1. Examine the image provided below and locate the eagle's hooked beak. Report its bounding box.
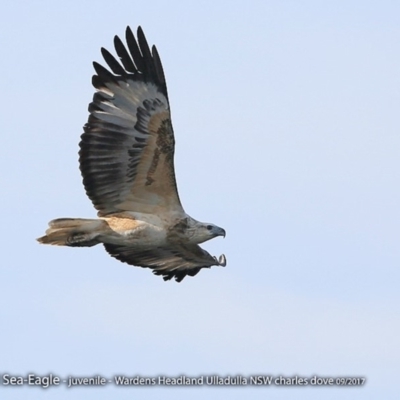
[217,227,226,238]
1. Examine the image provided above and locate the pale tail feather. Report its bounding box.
[37,218,104,247]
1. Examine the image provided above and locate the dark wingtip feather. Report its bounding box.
[92,74,102,89]
[114,35,137,73]
[136,26,152,59]
[136,26,155,77]
[152,45,166,86]
[174,272,186,282]
[126,25,135,39]
[125,26,145,73]
[101,47,126,75]
[93,61,118,84]
[137,26,145,40]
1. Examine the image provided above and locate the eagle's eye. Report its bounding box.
[206,225,213,231]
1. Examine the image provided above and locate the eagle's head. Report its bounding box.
[187,219,226,244]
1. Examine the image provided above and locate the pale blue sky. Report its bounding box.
[1,0,399,399]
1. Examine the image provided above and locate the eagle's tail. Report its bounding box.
[37,218,105,247]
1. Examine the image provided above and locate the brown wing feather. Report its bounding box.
[79,26,183,216]
[103,243,219,282]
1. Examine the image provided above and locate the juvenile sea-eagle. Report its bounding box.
[37,26,226,282]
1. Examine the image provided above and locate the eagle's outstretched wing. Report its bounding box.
[103,242,226,282]
[79,26,183,216]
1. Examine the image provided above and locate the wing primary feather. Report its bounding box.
[137,26,155,79]
[125,26,145,73]
[91,75,112,92]
[92,61,119,84]
[100,47,126,76]
[152,45,166,87]
[114,35,137,73]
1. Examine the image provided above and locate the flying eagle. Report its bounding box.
[37,26,226,282]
